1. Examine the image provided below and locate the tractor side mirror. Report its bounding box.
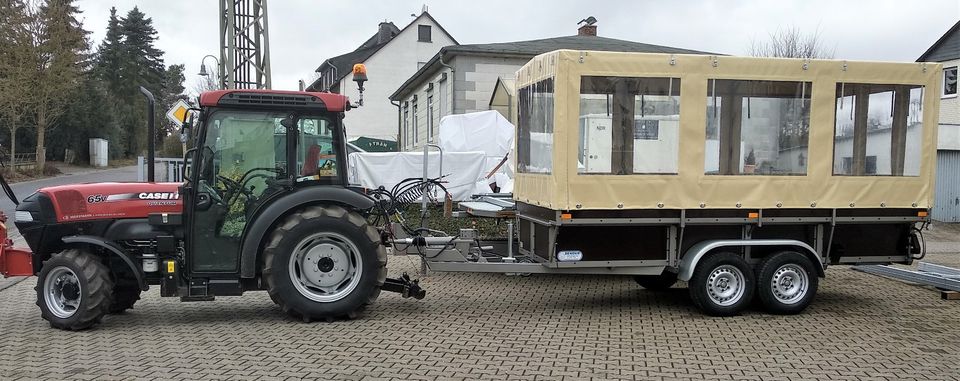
[180,113,194,144]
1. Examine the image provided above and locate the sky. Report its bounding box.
[74,0,959,92]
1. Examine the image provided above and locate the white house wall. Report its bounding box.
[452,55,529,114]
[938,58,960,150]
[337,15,456,142]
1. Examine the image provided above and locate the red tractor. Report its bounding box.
[1,65,423,330]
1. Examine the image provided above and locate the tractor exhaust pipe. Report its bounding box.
[139,86,156,182]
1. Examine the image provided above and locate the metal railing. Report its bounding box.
[137,156,189,182]
[0,152,37,168]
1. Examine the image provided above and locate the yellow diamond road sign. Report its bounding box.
[165,99,191,127]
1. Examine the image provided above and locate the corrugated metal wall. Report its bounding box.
[934,150,960,222]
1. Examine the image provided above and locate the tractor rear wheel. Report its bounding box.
[36,249,113,330]
[108,284,141,314]
[262,205,387,322]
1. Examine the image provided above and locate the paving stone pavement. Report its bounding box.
[1,253,959,380]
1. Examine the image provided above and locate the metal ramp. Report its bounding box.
[853,262,960,292]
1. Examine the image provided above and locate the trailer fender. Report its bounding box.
[239,186,376,278]
[677,239,824,282]
[62,235,148,291]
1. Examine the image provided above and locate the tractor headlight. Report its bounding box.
[14,211,33,222]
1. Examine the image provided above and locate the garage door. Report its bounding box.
[934,150,960,222]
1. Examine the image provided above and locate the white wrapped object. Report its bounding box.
[348,151,487,201]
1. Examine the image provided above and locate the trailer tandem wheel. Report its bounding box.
[633,271,679,290]
[262,205,387,322]
[755,251,818,314]
[688,252,755,316]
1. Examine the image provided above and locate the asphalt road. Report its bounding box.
[2,165,140,240]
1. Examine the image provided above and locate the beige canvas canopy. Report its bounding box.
[512,50,941,211]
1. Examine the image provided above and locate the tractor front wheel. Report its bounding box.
[262,205,387,322]
[36,249,114,330]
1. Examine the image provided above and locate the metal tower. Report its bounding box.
[219,0,272,89]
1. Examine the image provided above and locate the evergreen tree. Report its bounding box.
[117,6,165,157]
[94,7,123,95]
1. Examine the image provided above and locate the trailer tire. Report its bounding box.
[35,249,114,330]
[262,205,386,322]
[688,252,754,316]
[756,251,818,315]
[633,271,678,290]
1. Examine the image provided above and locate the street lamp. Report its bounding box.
[198,54,222,89]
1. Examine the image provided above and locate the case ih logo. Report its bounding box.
[138,192,180,200]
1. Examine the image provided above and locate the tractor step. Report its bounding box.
[180,295,216,302]
[381,273,426,299]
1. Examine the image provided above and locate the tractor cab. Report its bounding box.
[183,89,353,276]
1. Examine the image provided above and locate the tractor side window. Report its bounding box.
[295,116,338,180]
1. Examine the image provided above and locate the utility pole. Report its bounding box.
[219,0,272,89]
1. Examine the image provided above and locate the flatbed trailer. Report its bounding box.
[392,50,941,316]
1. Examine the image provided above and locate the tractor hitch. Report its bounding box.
[381,273,426,299]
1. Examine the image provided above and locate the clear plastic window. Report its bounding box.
[517,78,554,174]
[705,80,811,175]
[833,83,924,176]
[578,76,680,174]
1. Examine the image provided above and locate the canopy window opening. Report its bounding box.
[578,76,681,175]
[833,83,924,176]
[705,80,811,176]
[517,78,555,174]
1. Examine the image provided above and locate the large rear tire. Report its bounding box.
[35,249,113,330]
[108,284,141,314]
[688,252,755,317]
[262,205,386,322]
[755,251,818,315]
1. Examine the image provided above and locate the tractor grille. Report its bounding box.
[217,92,325,109]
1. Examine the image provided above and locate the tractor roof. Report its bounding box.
[199,89,350,112]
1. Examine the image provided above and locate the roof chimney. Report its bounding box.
[377,21,393,44]
[577,16,598,36]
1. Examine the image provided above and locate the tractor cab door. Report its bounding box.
[186,109,341,274]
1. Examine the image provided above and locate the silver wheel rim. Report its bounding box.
[706,265,746,307]
[288,232,362,303]
[770,264,808,305]
[44,266,81,319]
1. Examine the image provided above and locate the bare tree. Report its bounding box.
[0,0,34,169]
[27,0,89,171]
[749,26,835,59]
[191,64,219,97]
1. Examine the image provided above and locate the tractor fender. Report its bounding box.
[239,186,375,278]
[62,235,149,291]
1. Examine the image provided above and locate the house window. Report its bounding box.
[833,83,924,176]
[418,25,431,42]
[705,79,811,176]
[578,76,680,175]
[427,94,434,142]
[945,66,958,98]
[439,77,447,117]
[403,102,410,149]
[413,100,419,146]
